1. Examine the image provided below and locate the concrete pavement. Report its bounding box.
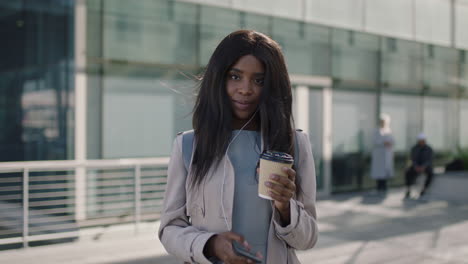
[1,188,467,264]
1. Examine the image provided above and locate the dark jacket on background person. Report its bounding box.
[410,144,433,168]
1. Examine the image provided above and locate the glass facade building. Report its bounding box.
[0,1,75,162]
[1,0,468,194]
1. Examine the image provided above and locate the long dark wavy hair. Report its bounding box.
[191,30,295,188]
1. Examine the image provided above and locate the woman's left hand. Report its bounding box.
[265,167,296,225]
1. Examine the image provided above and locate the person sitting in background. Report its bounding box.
[404,133,434,199]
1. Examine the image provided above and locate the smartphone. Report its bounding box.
[232,241,262,263]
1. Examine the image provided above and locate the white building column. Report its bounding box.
[295,85,310,134]
[74,0,87,222]
[322,86,332,196]
[291,74,333,196]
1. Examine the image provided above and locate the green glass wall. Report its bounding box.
[271,18,331,76]
[331,90,377,192]
[381,39,423,91]
[86,0,198,158]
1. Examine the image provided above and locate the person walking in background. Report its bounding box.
[370,113,395,195]
[158,30,318,264]
[404,133,434,199]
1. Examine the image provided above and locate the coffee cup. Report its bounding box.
[258,151,294,200]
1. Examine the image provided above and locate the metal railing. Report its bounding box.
[0,157,170,248]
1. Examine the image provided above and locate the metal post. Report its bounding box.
[420,43,426,133]
[22,169,29,248]
[376,37,383,123]
[75,0,87,222]
[421,94,426,133]
[454,98,461,149]
[134,165,141,234]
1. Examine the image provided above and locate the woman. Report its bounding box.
[158,30,318,264]
[370,113,395,194]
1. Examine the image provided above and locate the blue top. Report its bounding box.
[228,130,272,263]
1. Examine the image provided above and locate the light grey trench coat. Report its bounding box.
[370,129,395,180]
[158,131,319,264]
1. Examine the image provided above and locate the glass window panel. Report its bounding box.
[381,94,423,152]
[365,0,412,39]
[0,0,74,162]
[332,90,376,192]
[414,0,451,45]
[87,0,100,10]
[86,71,103,159]
[174,2,199,24]
[423,61,458,91]
[423,97,458,151]
[199,6,240,65]
[462,62,468,93]
[460,99,468,148]
[332,91,376,154]
[272,18,331,76]
[103,82,174,158]
[173,2,200,65]
[103,0,171,21]
[423,45,459,91]
[102,1,198,65]
[12,0,73,14]
[86,1,102,59]
[99,65,195,158]
[0,1,22,10]
[432,45,460,62]
[243,12,270,34]
[332,29,379,82]
[381,39,423,89]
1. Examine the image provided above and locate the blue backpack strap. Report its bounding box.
[182,130,195,172]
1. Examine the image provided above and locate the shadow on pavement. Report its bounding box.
[318,190,468,243]
[321,192,468,245]
[360,193,386,205]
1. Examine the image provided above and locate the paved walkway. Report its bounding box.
[1,188,467,264]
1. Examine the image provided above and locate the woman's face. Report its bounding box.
[226,55,264,128]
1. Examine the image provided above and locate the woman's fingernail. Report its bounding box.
[270,174,277,180]
[282,167,288,172]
